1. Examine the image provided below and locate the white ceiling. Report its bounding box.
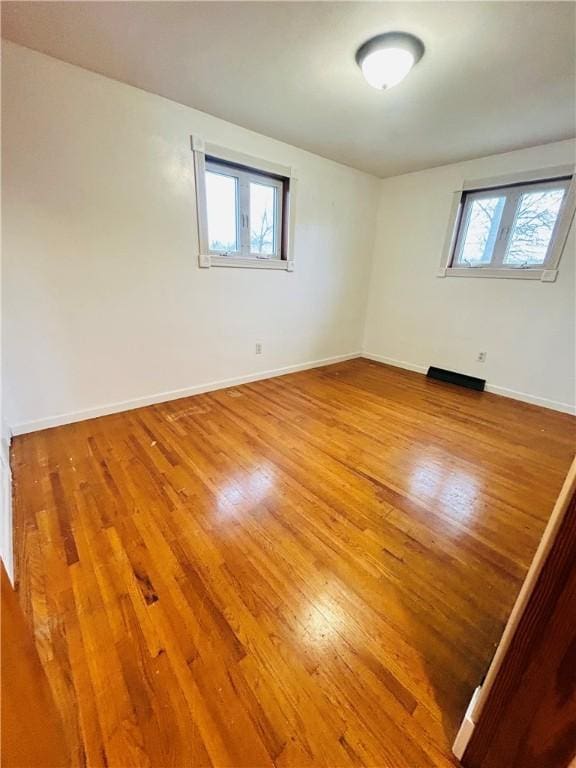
[2,1,575,178]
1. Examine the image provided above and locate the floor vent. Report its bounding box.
[427,366,486,392]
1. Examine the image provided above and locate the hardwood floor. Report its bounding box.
[11,359,576,767]
[1,561,69,768]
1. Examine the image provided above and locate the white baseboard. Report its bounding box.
[363,352,576,415]
[362,353,427,375]
[10,352,361,436]
[452,685,482,760]
[484,383,576,415]
[11,349,575,435]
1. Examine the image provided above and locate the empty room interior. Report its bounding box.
[1,2,576,767]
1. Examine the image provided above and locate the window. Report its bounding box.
[440,168,575,281]
[205,159,284,259]
[192,137,295,270]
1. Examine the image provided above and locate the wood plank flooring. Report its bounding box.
[11,359,576,767]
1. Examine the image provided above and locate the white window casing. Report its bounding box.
[438,164,576,281]
[192,136,297,271]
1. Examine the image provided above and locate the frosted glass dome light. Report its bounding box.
[356,32,424,90]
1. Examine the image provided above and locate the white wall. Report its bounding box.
[2,42,379,433]
[363,140,576,413]
[0,83,13,578]
[3,42,575,441]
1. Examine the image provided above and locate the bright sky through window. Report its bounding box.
[206,171,238,252]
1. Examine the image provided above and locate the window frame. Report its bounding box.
[438,165,576,282]
[192,136,296,271]
[205,158,284,260]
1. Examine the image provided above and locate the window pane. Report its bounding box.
[457,196,506,265]
[504,189,565,266]
[250,183,276,255]
[206,171,238,252]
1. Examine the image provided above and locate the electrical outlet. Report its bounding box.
[477,351,487,363]
[255,343,263,355]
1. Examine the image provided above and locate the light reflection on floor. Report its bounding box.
[216,466,277,514]
[408,458,480,523]
[299,593,346,649]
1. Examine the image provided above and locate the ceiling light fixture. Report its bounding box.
[356,32,425,90]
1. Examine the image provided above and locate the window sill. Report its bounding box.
[199,254,294,271]
[438,267,558,282]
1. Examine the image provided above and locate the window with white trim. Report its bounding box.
[440,169,575,281]
[205,158,284,259]
[192,138,295,270]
